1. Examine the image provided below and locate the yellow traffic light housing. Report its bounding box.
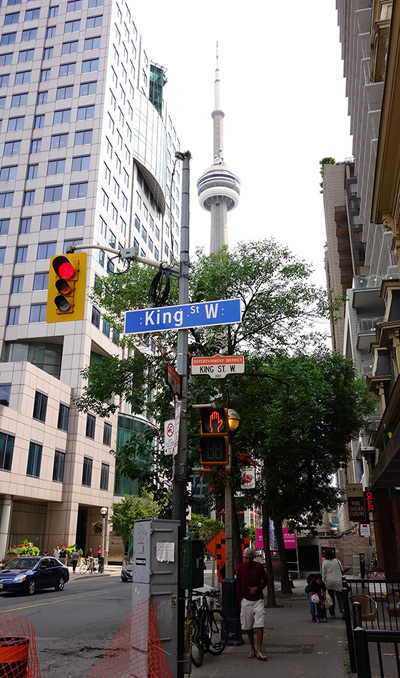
[46,252,87,323]
[199,407,229,466]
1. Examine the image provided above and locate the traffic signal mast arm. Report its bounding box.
[65,243,180,278]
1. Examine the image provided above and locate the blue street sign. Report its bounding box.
[125,298,241,334]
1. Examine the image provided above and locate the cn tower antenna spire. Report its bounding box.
[197,43,241,253]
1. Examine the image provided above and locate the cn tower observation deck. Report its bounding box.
[197,45,240,254]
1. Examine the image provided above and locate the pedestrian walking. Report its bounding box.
[53,546,60,559]
[236,547,268,661]
[71,549,79,573]
[321,548,344,617]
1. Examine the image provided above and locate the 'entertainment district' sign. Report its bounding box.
[125,299,241,334]
[191,354,245,379]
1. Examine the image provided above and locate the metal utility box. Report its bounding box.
[132,519,180,678]
[179,539,205,589]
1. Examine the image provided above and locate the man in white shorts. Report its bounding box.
[236,547,268,661]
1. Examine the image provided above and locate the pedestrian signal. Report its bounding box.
[46,252,87,323]
[200,407,229,465]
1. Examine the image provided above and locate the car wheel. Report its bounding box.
[55,577,65,591]
[27,580,36,596]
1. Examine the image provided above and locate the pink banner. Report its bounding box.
[283,527,296,548]
[255,528,263,549]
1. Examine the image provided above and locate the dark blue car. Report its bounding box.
[0,556,69,595]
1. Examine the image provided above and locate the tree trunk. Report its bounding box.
[262,509,279,607]
[274,517,292,594]
[231,492,243,572]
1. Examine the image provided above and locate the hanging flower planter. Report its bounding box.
[92,521,102,535]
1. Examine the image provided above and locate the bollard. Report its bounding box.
[0,637,29,678]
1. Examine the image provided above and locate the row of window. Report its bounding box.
[2,13,103,31]
[0,156,90,184]
[1,105,96,132]
[0,59,99,88]
[0,237,84,268]
[0,430,109,489]
[4,129,94,157]
[0,209,87,237]
[0,81,97,113]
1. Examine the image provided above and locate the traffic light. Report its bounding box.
[199,407,229,466]
[46,252,87,323]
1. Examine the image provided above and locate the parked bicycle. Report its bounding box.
[79,557,97,574]
[185,589,227,667]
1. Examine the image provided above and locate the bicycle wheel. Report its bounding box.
[207,609,227,656]
[190,620,205,667]
[79,562,88,574]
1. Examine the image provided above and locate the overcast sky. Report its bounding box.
[133,1,352,287]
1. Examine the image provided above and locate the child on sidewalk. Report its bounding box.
[310,573,327,622]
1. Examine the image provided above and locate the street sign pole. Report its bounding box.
[172,150,191,678]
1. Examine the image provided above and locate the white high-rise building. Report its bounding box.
[0,0,181,560]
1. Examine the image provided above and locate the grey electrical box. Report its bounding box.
[131,519,180,678]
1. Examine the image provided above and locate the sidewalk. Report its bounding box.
[191,580,349,678]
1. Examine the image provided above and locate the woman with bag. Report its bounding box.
[321,548,344,618]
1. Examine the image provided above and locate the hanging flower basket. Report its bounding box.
[92,521,102,535]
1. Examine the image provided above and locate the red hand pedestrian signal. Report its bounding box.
[200,408,229,465]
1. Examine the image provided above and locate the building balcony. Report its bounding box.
[335,206,347,223]
[352,275,385,314]
[357,317,383,351]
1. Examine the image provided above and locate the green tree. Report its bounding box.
[111,489,163,550]
[189,514,224,547]
[215,350,376,595]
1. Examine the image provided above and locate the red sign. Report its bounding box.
[365,491,374,512]
[205,530,249,583]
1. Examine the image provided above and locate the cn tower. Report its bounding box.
[197,44,241,253]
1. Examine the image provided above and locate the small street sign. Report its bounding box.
[164,401,181,456]
[124,298,241,334]
[165,363,181,397]
[191,354,245,379]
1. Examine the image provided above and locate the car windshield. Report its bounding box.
[4,558,38,570]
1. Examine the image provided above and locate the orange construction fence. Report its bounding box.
[88,597,172,678]
[0,611,41,678]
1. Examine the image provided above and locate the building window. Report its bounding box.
[74,130,92,145]
[103,422,112,446]
[91,306,100,328]
[0,191,13,207]
[29,303,46,322]
[89,0,103,6]
[64,19,80,33]
[86,413,95,439]
[0,96,6,109]
[64,237,82,252]
[0,218,9,234]
[68,182,87,199]
[4,140,21,156]
[82,456,92,486]
[0,247,4,263]
[67,0,82,11]
[0,384,11,407]
[56,85,73,100]
[41,213,59,230]
[21,28,36,41]
[53,109,71,124]
[30,139,41,153]
[19,217,31,234]
[100,462,109,490]
[86,15,102,29]
[27,442,42,478]
[40,68,51,82]
[0,166,17,181]
[57,403,70,431]
[19,48,34,62]
[15,246,27,263]
[84,36,100,50]
[43,47,53,59]
[33,390,47,421]
[59,62,76,77]
[44,185,62,201]
[0,431,14,471]
[62,40,78,55]
[37,241,56,259]
[7,117,24,131]
[79,80,96,96]
[23,189,35,206]
[33,272,48,290]
[4,12,20,24]
[25,7,40,20]
[50,134,68,149]
[72,155,90,172]
[52,450,65,482]
[11,275,23,294]
[37,91,48,105]
[0,74,10,88]
[26,163,38,179]
[6,306,19,325]
[77,105,95,120]
[82,58,99,73]
[46,26,56,38]
[66,209,85,227]
[15,71,31,85]
[11,93,28,107]
[47,159,66,175]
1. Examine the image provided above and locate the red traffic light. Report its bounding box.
[52,256,76,280]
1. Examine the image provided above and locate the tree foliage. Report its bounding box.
[111,490,164,547]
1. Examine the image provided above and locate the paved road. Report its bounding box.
[0,570,131,677]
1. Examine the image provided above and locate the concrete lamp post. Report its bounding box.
[100,507,108,565]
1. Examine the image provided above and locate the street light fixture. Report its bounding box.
[100,507,108,567]
[228,408,241,433]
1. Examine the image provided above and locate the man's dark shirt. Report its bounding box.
[236,561,268,602]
